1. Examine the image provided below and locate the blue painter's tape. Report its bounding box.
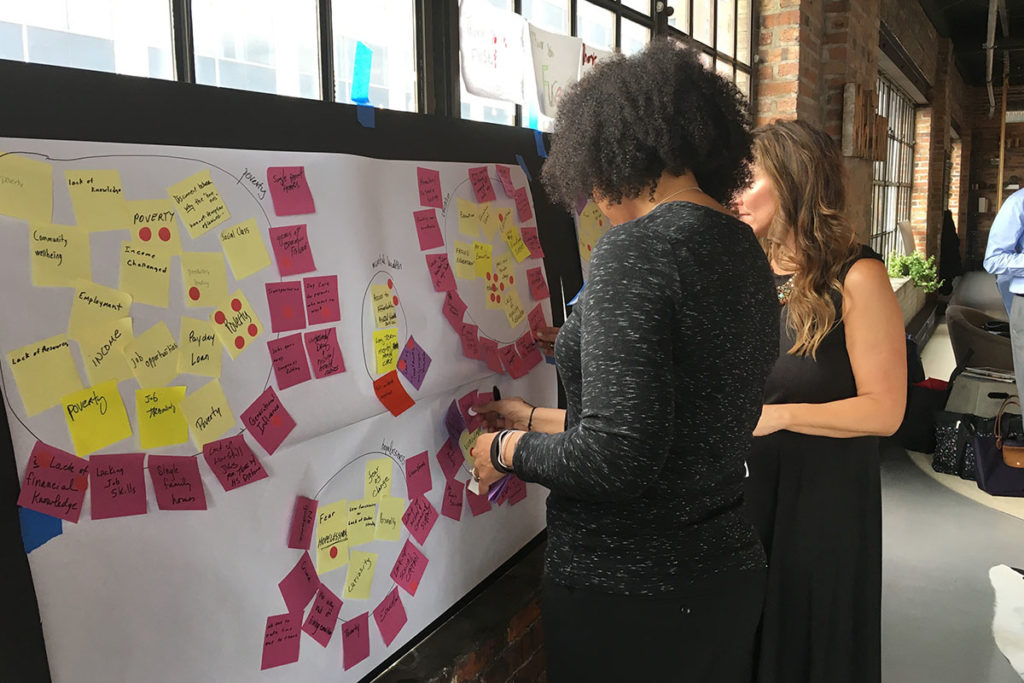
[351,41,373,104]
[567,282,585,306]
[534,129,548,158]
[19,507,62,553]
[545,355,556,365]
[515,154,532,182]
[357,104,376,128]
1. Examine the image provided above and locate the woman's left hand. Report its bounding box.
[753,404,788,437]
[469,431,505,495]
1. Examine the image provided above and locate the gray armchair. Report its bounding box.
[945,304,1013,371]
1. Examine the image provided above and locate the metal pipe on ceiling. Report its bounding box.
[986,0,1009,117]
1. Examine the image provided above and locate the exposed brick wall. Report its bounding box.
[949,138,963,229]
[756,0,805,125]
[879,0,938,87]
[911,108,932,253]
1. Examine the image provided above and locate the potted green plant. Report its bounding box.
[887,251,944,293]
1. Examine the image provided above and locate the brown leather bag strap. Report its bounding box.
[996,396,1020,448]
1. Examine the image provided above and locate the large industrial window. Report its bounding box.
[871,73,916,260]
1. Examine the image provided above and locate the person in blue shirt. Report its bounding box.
[983,188,1024,389]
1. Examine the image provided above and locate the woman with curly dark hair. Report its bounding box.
[469,40,779,681]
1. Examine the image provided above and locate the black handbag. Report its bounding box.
[973,397,1024,497]
[932,411,978,479]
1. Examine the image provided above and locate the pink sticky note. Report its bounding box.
[513,186,533,223]
[278,551,320,613]
[342,612,371,670]
[302,584,342,647]
[17,441,89,523]
[413,209,445,251]
[242,387,296,455]
[373,587,408,647]
[268,333,312,390]
[267,166,316,216]
[303,327,346,379]
[465,480,492,516]
[148,455,207,511]
[520,226,544,258]
[261,612,302,670]
[442,290,467,331]
[203,434,268,491]
[374,370,416,416]
[498,344,522,376]
[397,335,431,391]
[391,539,429,596]
[425,253,457,292]
[405,451,432,499]
[401,495,439,546]
[516,331,544,371]
[303,275,340,324]
[478,337,504,375]
[436,438,462,479]
[441,477,464,521]
[268,224,317,276]
[416,167,443,208]
[468,166,497,203]
[288,496,318,549]
[526,267,549,301]
[527,304,547,332]
[89,452,145,520]
[507,476,528,505]
[495,165,516,197]
[459,323,481,360]
[457,390,479,423]
[266,281,307,333]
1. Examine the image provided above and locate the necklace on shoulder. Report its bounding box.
[652,185,702,210]
[776,275,795,305]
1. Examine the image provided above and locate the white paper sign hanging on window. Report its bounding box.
[528,24,583,118]
[459,0,529,105]
[580,43,615,78]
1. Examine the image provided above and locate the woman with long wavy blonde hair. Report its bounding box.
[734,119,906,683]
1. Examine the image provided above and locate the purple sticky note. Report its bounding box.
[496,165,516,198]
[520,226,544,258]
[526,267,549,301]
[268,333,312,390]
[513,186,533,223]
[302,583,342,648]
[478,337,504,375]
[303,275,340,324]
[391,539,429,596]
[416,167,443,208]
[148,455,206,511]
[442,290,467,331]
[17,441,89,523]
[468,166,497,203]
[266,281,307,333]
[397,335,431,390]
[203,434,268,492]
[267,166,316,216]
[488,475,510,503]
[401,495,439,546]
[268,224,316,276]
[342,612,370,670]
[465,480,492,516]
[303,327,346,379]
[373,587,408,647]
[425,253,457,292]
[457,390,478,423]
[441,477,463,521]
[405,451,432,499]
[459,323,481,360]
[413,209,445,251]
[261,612,302,670]
[278,551,320,613]
[90,452,146,520]
[242,387,296,455]
[516,331,544,371]
[527,304,547,332]
[444,400,466,443]
[575,195,588,215]
[436,438,462,479]
[288,496,318,549]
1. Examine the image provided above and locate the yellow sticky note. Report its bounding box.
[123,321,180,388]
[459,427,483,465]
[119,241,171,307]
[364,457,393,500]
[61,379,132,456]
[65,169,129,230]
[180,251,228,308]
[494,253,514,285]
[179,379,235,448]
[375,496,406,542]
[484,276,502,310]
[473,241,492,278]
[457,198,478,238]
[371,284,397,328]
[578,201,611,261]
[219,218,271,280]
[503,286,526,328]
[127,199,183,254]
[29,223,91,288]
[347,499,378,547]
[177,316,221,378]
[453,240,476,279]
[67,280,133,341]
[0,152,52,223]
[7,334,83,416]
[373,328,399,375]
[502,221,531,262]
[316,499,350,575]
[344,550,378,600]
[136,386,189,449]
[76,317,134,385]
[477,203,498,240]
[210,290,263,360]
[167,169,230,239]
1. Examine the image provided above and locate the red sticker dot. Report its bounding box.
[490,293,495,302]
[509,275,515,285]
[248,324,258,337]
[407,339,414,349]
[587,244,592,252]
[498,213,505,223]
[283,257,291,268]
[387,279,393,289]
[284,306,292,318]
[392,296,399,306]
[496,295,501,303]
[486,272,492,281]
[72,476,88,492]
[411,581,419,592]
[231,298,242,312]
[499,282,505,291]
[398,360,406,370]
[189,287,201,301]
[35,451,53,468]
[599,220,604,227]
[214,311,226,325]
[321,307,332,319]
[271,415,282,427]
[138,227,152,241]
[234,336,245,349]
[329,546,338,559]
[158,227,171,242]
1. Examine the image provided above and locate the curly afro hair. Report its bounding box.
[541,39,753,210]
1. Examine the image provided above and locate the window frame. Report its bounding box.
[870,72,917,261]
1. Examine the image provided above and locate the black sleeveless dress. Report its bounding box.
[744,246,882,683]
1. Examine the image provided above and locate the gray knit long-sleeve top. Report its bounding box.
[515,201,779,596]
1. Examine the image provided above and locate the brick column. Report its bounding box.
[756,0,805,125]
[911,108,932,253]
